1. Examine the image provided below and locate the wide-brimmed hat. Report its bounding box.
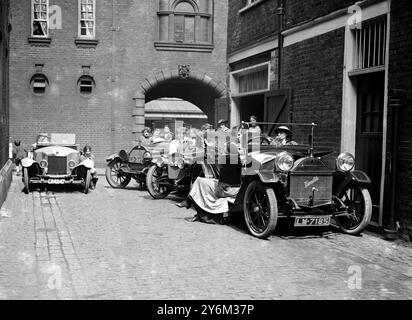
[274,126,292,135]
[217,119,228,126]
[142,127,152,133]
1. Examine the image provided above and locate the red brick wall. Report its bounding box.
[9,0,228,166]
[0,0,10,169]
[387,0,412,229]
[227,0,279,55]
[281,28,345,154]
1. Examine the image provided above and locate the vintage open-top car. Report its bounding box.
[21,133,94,194]
[105,141,172,189]
[219,122,373,239]
[146,140,217,199]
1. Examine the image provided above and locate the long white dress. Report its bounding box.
[189,177,240,215]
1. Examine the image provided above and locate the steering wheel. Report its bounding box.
[248,136,271,145]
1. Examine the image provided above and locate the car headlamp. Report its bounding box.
[40,160,48,169]
[144,152,152,159]
[275,151,294,172]
[155,157,165,167]
[68,160,76,168]
[336,152,355,172]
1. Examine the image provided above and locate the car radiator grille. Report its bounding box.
[48,156,67,175]
[129,149,145,164]
[289,173,332,206]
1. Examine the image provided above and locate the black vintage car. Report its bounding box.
[146,141,218,199]
[21,133,94,194]
[105,141,170,189]
[221,122,372,239]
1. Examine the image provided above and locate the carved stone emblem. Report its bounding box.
[178,64,190,79]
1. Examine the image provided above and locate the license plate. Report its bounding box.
[294,215,331,227]
[48,179,66,184]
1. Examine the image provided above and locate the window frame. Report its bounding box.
[30,73,49,96]
[31,0,49,38]
[230,62,271,97]
[78,0,96,39]
[239,0,268,14]
[155,0,214,52]
[78,75,95,97]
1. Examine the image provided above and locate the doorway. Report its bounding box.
[355,72,385,224]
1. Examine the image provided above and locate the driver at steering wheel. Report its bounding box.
[271,126,298,146]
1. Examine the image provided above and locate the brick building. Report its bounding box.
[227,0,412,234]
[0,0,12,209]
[9,0,228,166]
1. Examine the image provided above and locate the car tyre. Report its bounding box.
[84,169,91,194]
[146,165,171,199]
[23,167,29,194]
[335,186,372,235]
[105,159,131,188]
[243,180,278,239]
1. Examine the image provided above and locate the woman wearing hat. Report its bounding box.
[217,119,230,132]
[271,126,298,146]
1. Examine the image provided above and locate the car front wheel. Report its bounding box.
[23,167,29,194]
[84,169,91,194]
[243,180,278,239]
[146,165,171,199]
[335,186,372,235]
[105,159,131,188]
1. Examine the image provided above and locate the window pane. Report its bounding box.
[185,16,195,43]
[199,16,209,42]
[175,15,184,42]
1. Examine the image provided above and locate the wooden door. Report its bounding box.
[355,72,384,224]
[264,89,291,134]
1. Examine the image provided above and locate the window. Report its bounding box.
[156,0,213,51]
[351,17,387,72]
[31,74,49,95]
[230,62,270,97]
[79,0,95,38]
[31,0,49,37]
[78,75,95,95]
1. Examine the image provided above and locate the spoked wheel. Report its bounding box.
[335,186,372,235]
[105,159,131,188]
[243,180,278,239]
[23,167,30,194]
[84,169,91,194]
[146,165,171,199]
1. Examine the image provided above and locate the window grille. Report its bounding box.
[353,18,386,70]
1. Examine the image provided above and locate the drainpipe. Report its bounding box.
[385,89,406,239]
[276,0,285,89]
[110,0,116,153]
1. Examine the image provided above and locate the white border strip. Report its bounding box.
[228,38,278,64]
[283,1,389,47]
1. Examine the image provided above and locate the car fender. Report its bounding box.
[257,171,280,184]
[21,158,36,168]
[72,159,94,176]
[333,170,371,196]
[106,152,119,162]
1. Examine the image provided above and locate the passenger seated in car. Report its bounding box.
[271,126,298,146]
[138,127,153,146]
[185,140,242,224]
[80,145,98,190]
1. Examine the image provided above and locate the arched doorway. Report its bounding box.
[133,68,227,140]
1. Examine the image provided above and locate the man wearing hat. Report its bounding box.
[272,126,298,146]
[217,119,230,132]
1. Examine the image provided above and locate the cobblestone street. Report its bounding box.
[0,173,411,300]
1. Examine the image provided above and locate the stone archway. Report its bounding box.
[132,68,227,140]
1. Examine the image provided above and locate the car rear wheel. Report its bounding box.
[23,167,29,194]
[105,159,131,188]
[335,186,372,235]
[84,169,91,194]
[146,165,171,199]
[243,180,278,239]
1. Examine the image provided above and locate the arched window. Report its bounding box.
[78,75,95,95]
[156,0,213,51]
[30,74,49,95]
